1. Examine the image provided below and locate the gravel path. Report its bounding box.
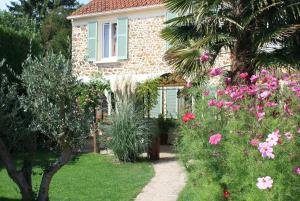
[135,146,187,201]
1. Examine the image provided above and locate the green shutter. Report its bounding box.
[117,18,128,60]
[150,89,163,118]
[88,22,97,61]
[166,87,178,118]
[165,12,177,49]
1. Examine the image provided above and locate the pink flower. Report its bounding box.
[186,82,192,88]
[250,75,259,83]
[256,176,273,190]
[247,85,258,95]
[216,101,224,109]
[265,102,278,107]
[298,128,300,134]
[216,89,224,97]
[285,132,293,141]
[256,104,264,112]
[225,101,234,107]
[199,52,209,62]
[268,78,279,90]
[209,133,222,145]
[293,167,300,175]
[256,111,265,121]
[182,116,190,123]
[260,69,269,75]
[202,90,210,96]
[208,99,217,106]
[239,72,249,79]
[209,67,223,77]
[273,129,280,137]
[230,105,241,111]
[250,138,260,147]
[258,142,274,159]
[259,91,271,99]
[284,103,293,116]
[287,82,297,87]
[224,77,231,85]
[182,112,196,123]
[266,132,279,146]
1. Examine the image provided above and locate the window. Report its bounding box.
[103,22,117,59]
[147,87,183,119]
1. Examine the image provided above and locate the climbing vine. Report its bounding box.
[136,78,161,117]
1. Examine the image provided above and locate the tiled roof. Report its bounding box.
[71,0,163,17]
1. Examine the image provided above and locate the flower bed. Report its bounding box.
[177,69,300,200]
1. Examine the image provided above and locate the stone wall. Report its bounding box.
[71,14,232,79]
[72,15,171,78]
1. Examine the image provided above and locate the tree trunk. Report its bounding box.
[0,138,33,201]
[231,36,256,84]
[37,147,73,201]
[93,123,99,153]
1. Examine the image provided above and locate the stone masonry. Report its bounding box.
[71,13,232,79]
[72,15,171,78]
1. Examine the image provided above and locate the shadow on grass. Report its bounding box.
[0,197,20,201]
[0,151,85,171]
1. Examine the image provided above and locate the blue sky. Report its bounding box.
[0,0,90,11]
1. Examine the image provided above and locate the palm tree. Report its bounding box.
[162,0,300,82]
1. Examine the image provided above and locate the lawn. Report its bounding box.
[0,153,154,201]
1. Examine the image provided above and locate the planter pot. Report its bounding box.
[148,136,160,161]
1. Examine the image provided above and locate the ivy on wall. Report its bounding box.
[136,78,161,117]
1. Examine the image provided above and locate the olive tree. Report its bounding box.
[0,53,91,201]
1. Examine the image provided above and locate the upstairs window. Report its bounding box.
[103,22,118,59]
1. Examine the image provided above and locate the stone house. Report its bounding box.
[68,0,231,118]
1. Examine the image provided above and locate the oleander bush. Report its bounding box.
[177,69,300,201]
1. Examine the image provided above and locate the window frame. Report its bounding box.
[102,21,118,61]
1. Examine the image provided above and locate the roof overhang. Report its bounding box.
[67,4,165,20]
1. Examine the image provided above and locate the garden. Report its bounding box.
[0,153,153,201]
[1,0,300,201]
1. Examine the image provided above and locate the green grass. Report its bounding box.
[0,153,154,201]
[177,182,200,201]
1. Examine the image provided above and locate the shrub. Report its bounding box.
[104,102,152,162]
[0,27,41,82]
[177,70,300,200]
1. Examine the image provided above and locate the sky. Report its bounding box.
[0,0,90,11]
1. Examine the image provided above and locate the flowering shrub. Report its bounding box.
[177,70,300,201]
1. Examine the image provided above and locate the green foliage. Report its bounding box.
[0,62,31,151]
[136,78,161,115]
[0,153,154,201]
[20,52,90,149]
[157,114,177,133]
[0,12,41,82]
[8,0,79,21]
[177,81,300,201]
[104,102,152,162]
[0,11,36,32]
[162,0,300,77]
[41,7,73,59]
[76,78,109,114]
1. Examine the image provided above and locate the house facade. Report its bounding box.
[68,0,231,118]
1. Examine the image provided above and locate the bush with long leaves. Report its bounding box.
[105,102,152,162]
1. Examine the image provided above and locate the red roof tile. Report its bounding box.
[71,0,163,17]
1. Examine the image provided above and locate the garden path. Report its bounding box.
[135,146,187,201]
